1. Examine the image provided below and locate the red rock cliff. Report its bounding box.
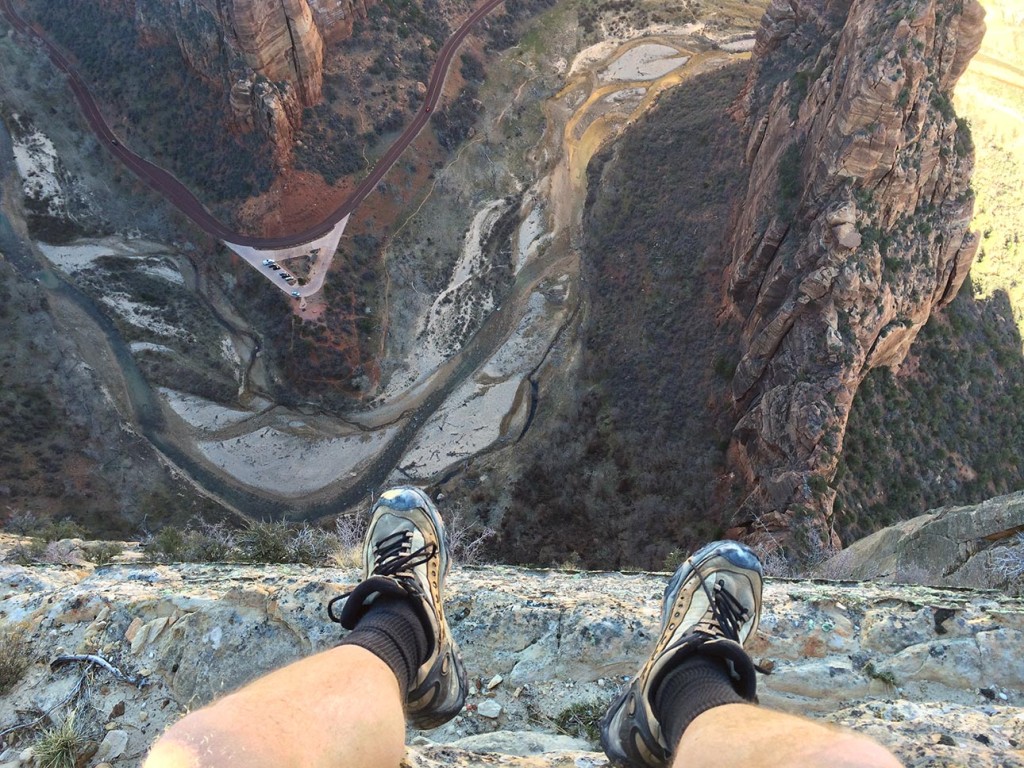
[124,0,372,163]
[724,0,985,560]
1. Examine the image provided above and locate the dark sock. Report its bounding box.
[654,655,748,751]
[338,596,430,699]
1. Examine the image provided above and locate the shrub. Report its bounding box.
[83,541,124,566]
[0,626,30,694]
[554,700,606,742]
[43,540,81,565]
[4,508,39,535]
[991,534,1024,584]
[287,524,337,565]
[5,539,47,565]
[442,505,496,566]
[40,518,84,542]
[237,520,293,563]
[145,526,185,559]
[33,710,89,768]
[332,514,368,567]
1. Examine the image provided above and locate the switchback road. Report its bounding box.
[0,0,506,248]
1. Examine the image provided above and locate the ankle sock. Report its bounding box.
[339,596,430,698]
[654,654,748,751]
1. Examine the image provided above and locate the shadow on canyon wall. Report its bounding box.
[494,63,750,570]
[490,60,1024,571]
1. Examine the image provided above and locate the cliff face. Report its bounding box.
[724,0,985,558]
[2,556,1022,767]
[121,0,369,163]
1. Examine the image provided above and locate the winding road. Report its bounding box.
[0,0,506,248]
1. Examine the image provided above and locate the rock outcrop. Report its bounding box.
[815,488,1024,589]
[111,0,372,163]
[723,0,986,559]
[2,560,1022,766]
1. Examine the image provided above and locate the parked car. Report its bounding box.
[291,291,301,298]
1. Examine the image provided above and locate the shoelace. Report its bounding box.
[327,529,437,623]
[368,529,438,578]
[692,564,749,641]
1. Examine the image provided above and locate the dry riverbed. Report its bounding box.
[18,0,765,503]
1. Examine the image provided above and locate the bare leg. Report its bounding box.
[672,703,902,768]
[144,646,406,768]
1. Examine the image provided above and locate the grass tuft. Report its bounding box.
[33,710,88,768]
[554,700,606,743]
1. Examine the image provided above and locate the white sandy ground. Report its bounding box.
[604,87,648,104]
[10,117,64,214]
[568,23,704,77]
[100,293,187,338]
[719,37,757,52]
[37,238,176,274]
[141,263,184,285]
[600,44,690,82]
[130,342,175,355]
[422,198,508,356]
[396,377,524,476]
[220,337,241,369]
[515,197,552,274]
[197,424,399,495]
[398,286,567,478]
[158,388,256,429]
[379,199,517,400]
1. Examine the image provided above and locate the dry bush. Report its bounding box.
[0,625,30,694]
[442,504,495,566]
[331,514,367,568]
[991,533,1024,587]
[42,540,82,565]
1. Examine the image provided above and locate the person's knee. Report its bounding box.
[801,732,903,768]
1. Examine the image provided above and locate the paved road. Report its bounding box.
[0,0,506,248]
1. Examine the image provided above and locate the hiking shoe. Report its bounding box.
[328,486,467,729]
[600,540,763,767]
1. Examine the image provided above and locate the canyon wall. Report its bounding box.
[724,0,985,559]
[117,0,372,162]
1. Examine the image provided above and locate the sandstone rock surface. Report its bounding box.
[724,0,986,559]
[2,562,1022,766]
[815,488,1024,589]
[127,0,351,155]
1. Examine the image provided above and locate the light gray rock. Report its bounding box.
[476,700,503,719]
[816,490,1024,590]
[1,562,1022,766]
[833,222,862,249]
[449,731,590,756]
[94,729,129,762]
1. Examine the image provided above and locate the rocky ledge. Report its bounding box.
[1,563,1023,767]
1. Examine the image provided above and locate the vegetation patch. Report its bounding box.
[836,285,1024,541]
[0,625,31,695]
[494,63,750,569]
[27,1,274,208]
[554,700,606,743]
[32,710,90,768]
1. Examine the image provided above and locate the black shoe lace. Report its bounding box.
[693,565,750,642]
[327,530,437,623]
[368,529,438,578]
